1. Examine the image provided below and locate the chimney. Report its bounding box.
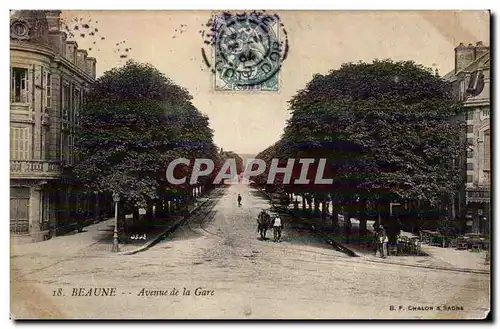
[76,49,88,71]
[65,41,78,64]
[455,42,476,73]
[85,57,97,78]
[45,10,62,32]
[475,41,489,59]
[48,30,67,57]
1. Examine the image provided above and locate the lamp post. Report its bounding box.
[112,192,120,252]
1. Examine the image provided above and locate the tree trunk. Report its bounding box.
[321,200,327,218]
[377,198,390,226]
[133,208,140,225]
[331,211,339,232]
[94,193,100,221]
[358,199,368,241]
[155,199,164,218]
[146,199,154,221]
[313,198,320,215]
[450,192,456,221]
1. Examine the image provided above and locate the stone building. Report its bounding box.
[10,10,109,241]
[443,41,491,234]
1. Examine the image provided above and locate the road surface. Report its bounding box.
[11,184,490,319]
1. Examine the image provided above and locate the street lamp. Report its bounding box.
[112,192,120,252]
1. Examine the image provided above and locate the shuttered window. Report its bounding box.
[73,88,80,124]
[10,127,30,160]
[484,130,490,171]
[62,83,70,120]
[44,71,52,108]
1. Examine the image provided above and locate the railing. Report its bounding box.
[10,160,62,179]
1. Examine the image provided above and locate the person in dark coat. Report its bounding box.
[377,224,388,258]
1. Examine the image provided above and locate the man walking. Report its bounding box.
[237,194,242,206]
[272,215,283,243]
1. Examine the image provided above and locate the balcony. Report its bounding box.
[10,160,62,180]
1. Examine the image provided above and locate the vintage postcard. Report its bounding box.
[9,9,491,319]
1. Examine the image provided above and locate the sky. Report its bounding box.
[62,10,490,155]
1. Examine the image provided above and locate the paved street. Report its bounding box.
[11,184,490,319]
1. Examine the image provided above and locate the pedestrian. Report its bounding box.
[272,215,283,243]
[237,194,242,206]
[377,224,388,258]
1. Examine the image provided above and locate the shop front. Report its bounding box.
[465,188,490,235]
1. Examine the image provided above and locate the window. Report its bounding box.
[466,110,474,120]
[60,132,74,165]
[68,134,74,165]
[467,138,474,145]
[62,83,70,120]
[484,130,490,171]
[10,127,30,160]
[44,71,51,108]
[467,163,473,171]
[466,125,474,134]
[467,175,473,183]
[459,80,466,101]
[42,128,50,160]
[467,151,474,158]
[61,132,69,163]
[10,67,28,103]
[73,88,80,124]
[11,21,28,37]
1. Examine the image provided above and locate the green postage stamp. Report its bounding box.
[208,11,286,91]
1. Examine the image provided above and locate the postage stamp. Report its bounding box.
[203,11,286,91]
[8,9,491,321]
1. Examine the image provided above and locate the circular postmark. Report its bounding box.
[215,15,280,86]
[200,11,289,91]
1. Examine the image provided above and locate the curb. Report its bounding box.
[118,198,211,256]
[256,188,489,274]
[259,189,359,258]
[363,257,490,275]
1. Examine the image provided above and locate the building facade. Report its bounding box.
[10,10,108,241]
[443,41,491,234]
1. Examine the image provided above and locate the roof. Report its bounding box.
[443,51,490,82]
[442,69,457,82]
[459,51,490,73]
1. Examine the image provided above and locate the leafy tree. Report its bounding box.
[74,61,219,224]
[256,59,466,239]
[221,151,244,174]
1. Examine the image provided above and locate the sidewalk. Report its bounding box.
[117,197,211,255]
[347,219,490,273]
[11,218,115,257]
[11,193,214,258]
[261,190,490,273]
